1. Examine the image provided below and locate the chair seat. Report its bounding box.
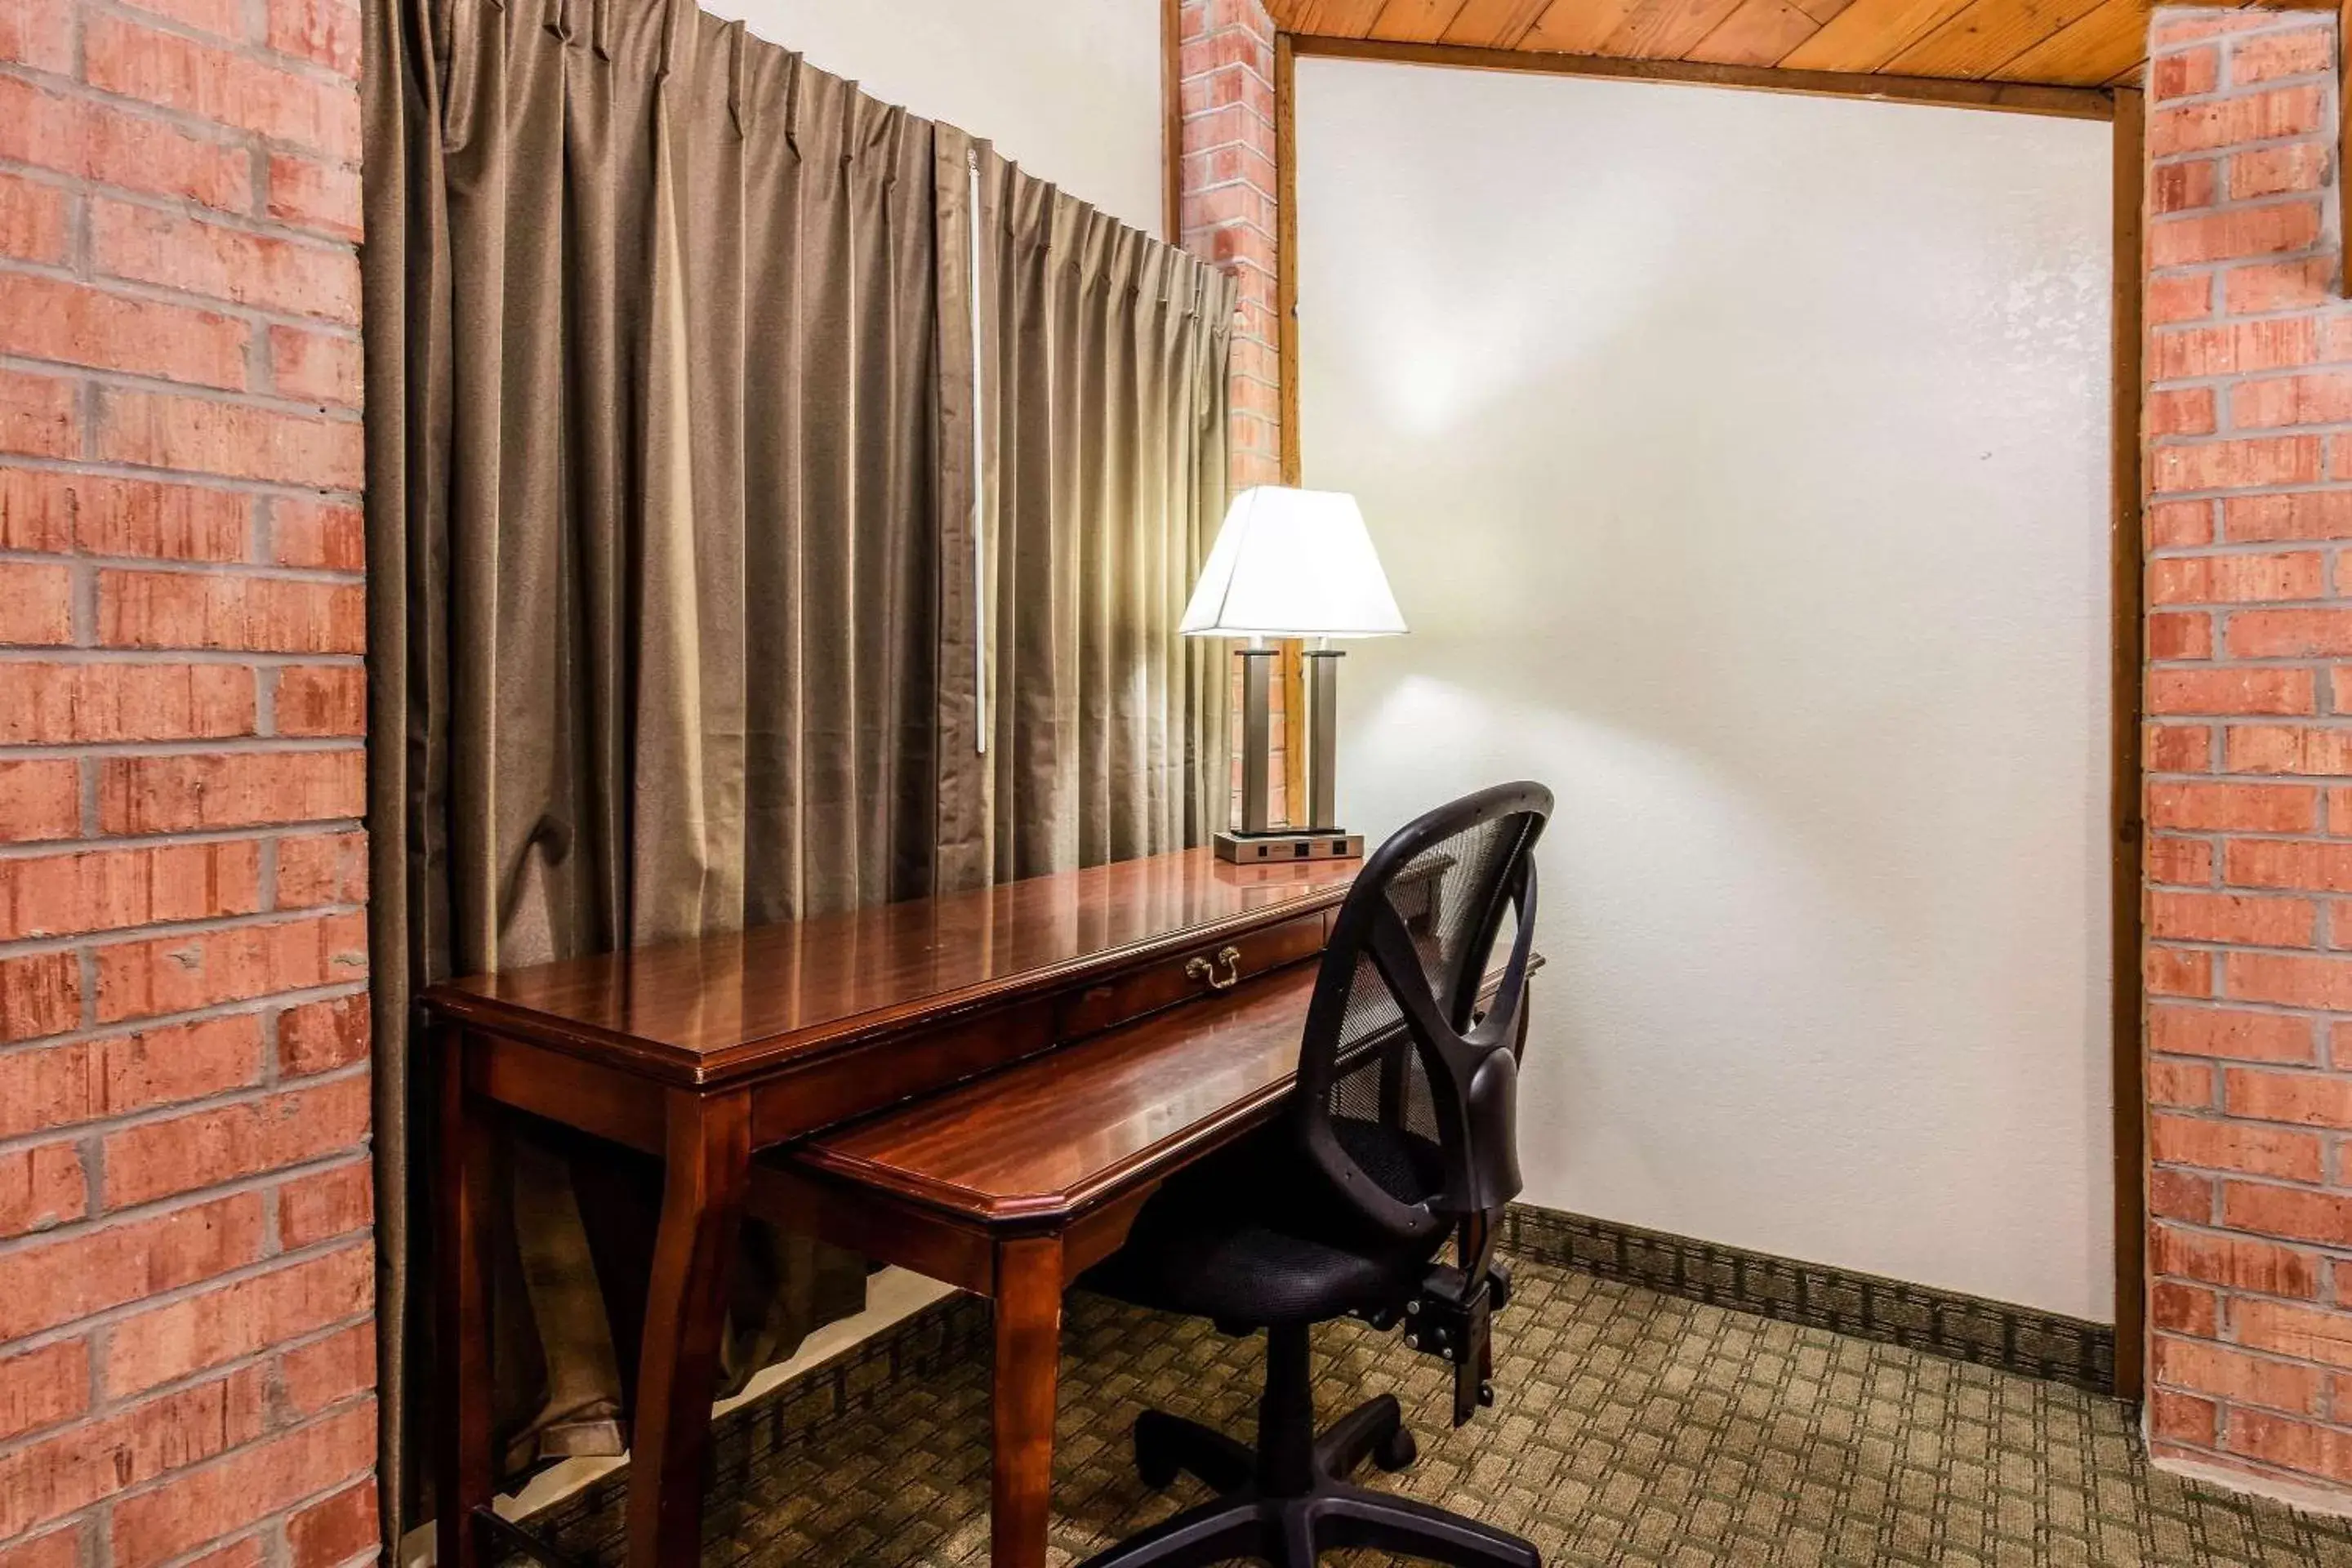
[1080,1119,1446,1327]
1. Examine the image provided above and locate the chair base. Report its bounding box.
[1078,1400,1540,1568]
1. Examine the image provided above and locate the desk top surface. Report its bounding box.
[425,847,1358,1079]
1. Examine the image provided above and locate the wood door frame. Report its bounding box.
[1244,38,2149,1401]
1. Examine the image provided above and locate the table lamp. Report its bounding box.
[1182,485,1407,862]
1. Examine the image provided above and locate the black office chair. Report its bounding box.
[1076,782,1552,1568]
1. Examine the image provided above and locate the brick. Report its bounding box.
[2225,1066,2352,1127]
[2234,372,2352,429]
[278,991,368,1076]
[0,1015,267,1139]
[102,1071,368,1209]
[2150,667,2314,715]
[0,466,74,550]
[2150,609,2214,659]
[55,471,252,561]
[265,0,360,74]
[0,951,81,1044]
[92,911,368,1027]
[2149,1004,2317,1063]
[99,750,364,834]
[2152,552,2321,603]
[2148,499,2214,548]
[2153,318,2319,379]
[276,1317,372,1415]
[0,1192,264,1340]
[265,154,362,241]
[2232,26,2333,84]
[2230,1410,2352,1485]
[0,0,72,70]
[2152,11,2270,45]
[100,570,364,653]
[2152,1165,2216,1222]
[2154,1335,2324,1414]
[2228,839,2352,893]
[2231,142,2331,202]
[2149,724,2211,772]
[271,500,363,571]
[0,1366,266,1540]
[2226,724,2352,774]
[0,840,263,940]
[2150,272,2214,326]
[2225,257,2334,315]
[97,390,362,490]
[2225,1180,2352,1245]
[2149,889,2315,947]
[0,1141,87,1236]
[0,759,82,843]
[2225,950,2352,1008]
[0,662,257,744]
[0,172,68,265]
[0,369,76,459]
[2152,1278,2218,1335]
[2150,1057,2216,1106]
[0,274,247,390]
[0,561,73,644]
[109,1401,373,1568]
[2149,384,2216,432]
[2147,781,2317,832]
[2152,1223,2320,1296]
[2151,1111,2323,1179]
[274,831,366,907]
[2149,1389,2218,1448]
[274,665,363,741]
[2239,1295,2352,1366]
[2228,492,2352,541]
[2148,835,2214,884]
[270,327,361,408]
[2152,434,2322,492]
[0,76,251,214]
[278,1160,371,1250]
[2149,86,2327,157]
[2152,201,2323,269]
[2151,43,2218,99]
[287,1481,376,1568]
[84,17,360,157]
[0,1340,88,1442]
[2150,945,2215,997]
[2151,159,2216,215]
[120,0,247,39]
[96,202,360,324]
[105,1243,371,1396]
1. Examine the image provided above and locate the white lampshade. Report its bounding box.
[1180,486,1407,639]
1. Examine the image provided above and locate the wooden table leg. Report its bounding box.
[434,1027,497,1568]
[625,1089,751,1568]
[991,1234,1064,1568]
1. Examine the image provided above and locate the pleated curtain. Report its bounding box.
[361,0,1236,1542]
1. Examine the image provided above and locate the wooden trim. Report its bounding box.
[2341,0,2351,292]
[2109,84,2148,1406]
[1286,33,2118,121]
[1275,32,1309,824]
[1162,0,1183,246]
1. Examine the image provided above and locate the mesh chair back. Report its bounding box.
[1294,782,1551,1245]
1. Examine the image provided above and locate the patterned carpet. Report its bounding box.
[650,1258,2352,1566]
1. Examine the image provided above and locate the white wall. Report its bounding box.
[697,0,1165,235]
[1297,60,2116,1320]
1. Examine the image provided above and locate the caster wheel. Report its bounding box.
[1135,1416,1181,1490]
[1373,1423,1418,1472]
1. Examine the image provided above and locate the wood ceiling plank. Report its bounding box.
[1438,0,1557,45]
[1605,0,1758,57]
[1524,0,1646,52]
[1777,0,1979,71]
[1283,0,1392,35]
[1791,0,1855,23]
[1986,0,2141,83]
[1686,0,1828,64]
[1370,0,1477,38]
[1884,0,2114,80]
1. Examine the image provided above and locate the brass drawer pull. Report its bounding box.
[1186,946,1243,992]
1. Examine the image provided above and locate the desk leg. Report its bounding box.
[434,1028,496,1568]
[625,1089,751,1568]
[991,1234,1063,1568]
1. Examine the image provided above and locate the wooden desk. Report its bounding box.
[423,849,1362,1568]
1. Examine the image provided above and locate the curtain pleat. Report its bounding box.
[364,0,1233,1544]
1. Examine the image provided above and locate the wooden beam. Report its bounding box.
[2109,85,2148,1407]
[1286,30,2118,117]
[1163,0,1184,245]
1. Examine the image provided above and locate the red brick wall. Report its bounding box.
[2144,4,2352,1499]
[0,0,374,1558]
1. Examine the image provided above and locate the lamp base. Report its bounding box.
[1214,829,1364,864]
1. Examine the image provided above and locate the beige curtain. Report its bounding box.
[363,0,1235,1545]
[935,131,1236,889]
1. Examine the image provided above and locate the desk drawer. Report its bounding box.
[1055,911,1328,1042]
